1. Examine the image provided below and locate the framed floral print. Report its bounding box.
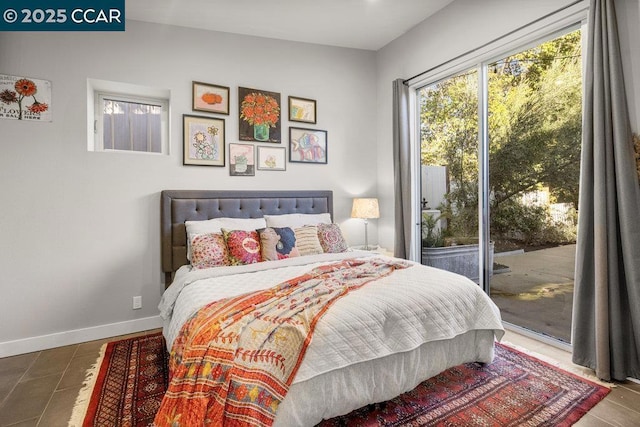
[239,87,281,143]
[257,146,286,171]
[0,74,52,121]
[289,127,327,164]
[288,96,316,124]
[229,143,255,176]
[192,81,230,115]
[183,114,225,166]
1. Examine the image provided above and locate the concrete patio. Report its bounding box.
[490,244,576,343]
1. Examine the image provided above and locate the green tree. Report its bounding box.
[419,30,582,244]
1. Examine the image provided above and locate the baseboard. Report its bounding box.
[0,315,164,358]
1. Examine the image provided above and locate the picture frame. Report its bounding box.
[238,87,281,143]
[289,127,327,164]
[192,81,230,115]
[229,143,255,176]
[288,96,316,124]
[257,146,286,171]
[0,74,52,121]
[183,114,225,166]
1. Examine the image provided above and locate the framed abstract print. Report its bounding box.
[289,127,327,164]
[288,96,316,124]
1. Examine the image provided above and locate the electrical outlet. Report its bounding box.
[132,296,142,310]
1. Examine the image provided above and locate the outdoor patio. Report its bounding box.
[490,244,576,343]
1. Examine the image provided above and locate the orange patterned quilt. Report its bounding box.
[153,258,409,426]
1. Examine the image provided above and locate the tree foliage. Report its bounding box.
[420,30,582,244]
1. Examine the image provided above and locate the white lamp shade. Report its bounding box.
[351,198,380,219]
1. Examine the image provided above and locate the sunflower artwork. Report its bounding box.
[183,115,226,166]
[0,74,52,121]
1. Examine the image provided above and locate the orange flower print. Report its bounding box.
[3,77,48,120]
[15,79,37,97]
[28,102,48,114]
[240,91,280,127]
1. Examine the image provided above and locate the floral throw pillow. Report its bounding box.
[259,227,300,261]
[317,223,348,253]
[190,233,229,269]
[222,229,262,265]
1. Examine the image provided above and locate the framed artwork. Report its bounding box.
[289,127,327,164]
[192,81,230,115]
[0,74,52,121]
[183,114,225,166]
[239,87,281,143]
[257,146,286,171]
[288,96,316,124]
[229,143,255,176]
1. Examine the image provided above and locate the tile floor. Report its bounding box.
[1,329,639,426]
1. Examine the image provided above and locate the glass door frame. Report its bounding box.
[407,13,587,298]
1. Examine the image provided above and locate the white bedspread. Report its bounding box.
[159,251,504,386]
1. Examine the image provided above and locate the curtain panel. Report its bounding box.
[392,79,412,259]
[572,0,640,381]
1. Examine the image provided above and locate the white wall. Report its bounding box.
[0,21,377,355]
[374,0,640,253]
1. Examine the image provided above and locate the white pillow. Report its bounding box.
[185,217,267,260]
[263,213,331,228]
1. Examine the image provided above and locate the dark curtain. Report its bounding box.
[392,79,412,259]
[572,0,640,381]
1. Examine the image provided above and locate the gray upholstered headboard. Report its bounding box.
[160,190,333,284]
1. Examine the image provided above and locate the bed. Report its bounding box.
[158,189,504,426]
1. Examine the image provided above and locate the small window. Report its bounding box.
[88,79,170,154]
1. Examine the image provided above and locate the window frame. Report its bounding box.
[87,78,170,155]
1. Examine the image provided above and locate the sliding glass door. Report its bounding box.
[487,30,582,343]
[417,28,582,344]
[418,69,481,282]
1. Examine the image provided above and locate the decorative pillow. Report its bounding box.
[317,223,348,253]
[263,213,331,228]
[185,217,267,260]
[258,227,300,261]
[190,233,229,269]
[222,229,262,265]
[294,225,324,256]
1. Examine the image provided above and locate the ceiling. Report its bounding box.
[125,0,456,51]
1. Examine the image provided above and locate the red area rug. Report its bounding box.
[70,332,609,426]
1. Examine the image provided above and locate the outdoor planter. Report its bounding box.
[421,241,494,283]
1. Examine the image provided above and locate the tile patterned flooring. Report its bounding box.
[1,329,639,426]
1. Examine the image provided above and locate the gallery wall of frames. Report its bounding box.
[184,81,327,176]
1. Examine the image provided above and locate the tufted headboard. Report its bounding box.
[160,190,333,285]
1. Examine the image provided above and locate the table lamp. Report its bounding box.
[351,198,379,250]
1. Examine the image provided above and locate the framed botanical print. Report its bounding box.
[289,127,327,164]
[192,81,230,115]
[229,143,255,176]
[183,114,225,166]
[0,74,52,121]
[288,96,316,124]
[238,87,281,143]
[257,146,286,171]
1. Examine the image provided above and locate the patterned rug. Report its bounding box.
[70,332,609,426]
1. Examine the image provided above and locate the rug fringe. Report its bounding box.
[500,340,615,388]
[68,342,108,427]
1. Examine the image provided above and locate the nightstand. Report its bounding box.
[351,245,394,257]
